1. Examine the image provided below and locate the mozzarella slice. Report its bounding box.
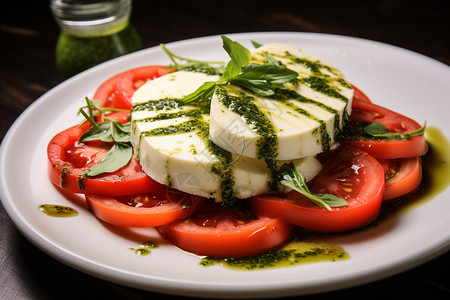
[209,43,354,160]
[131,70,322,202]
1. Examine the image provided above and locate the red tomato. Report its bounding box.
[93,65,175,109]
[114,65,176,109]
[157,200,293,258]
[351,84,372,103]
[92,71,126,108]
[47,117,162,196]
[345,99,427,159]
[86,188,206,227]
[379,157,422,201]
[251,146,385,232]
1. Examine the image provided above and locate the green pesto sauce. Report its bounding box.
[128,241,159,256]
[179,64,223,76]
[39,204,78,217]
[200,238,349,270]
[131,99,182,112]
[56,24,142,78]
[268,88,342,151]
[281,50,340,76]
[301,76,348,103]
[215,86,280,191]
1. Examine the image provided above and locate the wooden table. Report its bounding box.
[1,1,449,299]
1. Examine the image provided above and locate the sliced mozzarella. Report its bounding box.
[131,70,322,201]
[209,43,354,160]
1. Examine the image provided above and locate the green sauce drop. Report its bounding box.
[128,241,159,256]
[39,204,78,217]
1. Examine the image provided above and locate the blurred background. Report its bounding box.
[1,0,449,299]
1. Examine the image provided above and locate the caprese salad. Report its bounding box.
[47,36,427,258]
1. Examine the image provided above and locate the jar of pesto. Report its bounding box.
[51,0,143,77]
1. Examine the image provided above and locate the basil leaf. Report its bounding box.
[364,122,426,140]
[180,81,217,105]
[80,123,114,142]
[81,143,132,178]
[262,52,283,66]
[111,121,131,143]
[251,40,262,48]
[221,35,251,72]
[279,162,348,210]
[228,63,298,95]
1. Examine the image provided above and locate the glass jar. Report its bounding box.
[50,0,143,78]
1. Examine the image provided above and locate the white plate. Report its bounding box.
[1,32,449,298]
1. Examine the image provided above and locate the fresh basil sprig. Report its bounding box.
[77,98,132,184]
[364,122,426,140]
[279,162,348,211]
[170,35,298,105]
[219,35,298,95]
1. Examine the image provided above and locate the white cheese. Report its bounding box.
[131,70,322,201]
[209,43,354,160]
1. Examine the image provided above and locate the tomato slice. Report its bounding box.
[92,65,175,109]
[47,117,162,196]
[157,200,293,258]
[344,99,427,159]
[379,157,422,201]
[351,84,372,103]
[86,189,206,227]
[114,65,176,109]
[92,71,127,108]
[251,146,385,232]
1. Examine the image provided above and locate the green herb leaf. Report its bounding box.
[364,122,426,140]
[76,97,133,181]
[228,63,298,95]
[220,36,298,96]
[221,35,251,74]
[110,121,131,143]
[80,143,132,179]
[80,123,114,142]
[279,162,348,210]
[251,40,263,48]
[262,52,283,66]
[180,81,217,105]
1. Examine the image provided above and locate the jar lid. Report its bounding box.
[51,0,131,34]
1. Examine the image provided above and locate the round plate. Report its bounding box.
[1,32,449,298]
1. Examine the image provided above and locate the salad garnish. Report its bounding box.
[77,98,133,186]
[279,162,348,210]
[364,122,426,140]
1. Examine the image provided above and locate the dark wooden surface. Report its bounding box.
[1,0,449,299]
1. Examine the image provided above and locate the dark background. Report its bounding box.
[1,0,449,299]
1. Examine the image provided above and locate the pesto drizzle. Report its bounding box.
[216,86,280,191]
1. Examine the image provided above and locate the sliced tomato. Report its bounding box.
[251,146,385,232]
[157,200,292,258]
[47,116,162,196]
[344,99,427,159]
[351,84,372,103]
[379,157,422,200]
[114,65,176,109]
[92,65,175,109]
[86,188,206,227]
[92,71,127,108]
